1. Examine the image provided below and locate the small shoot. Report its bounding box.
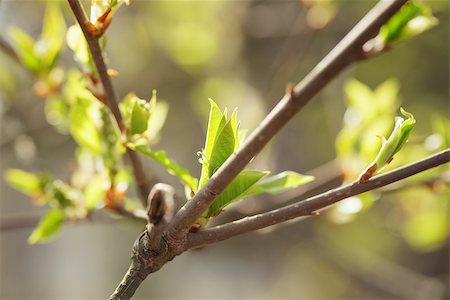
[366,2,438,53]
[195,100,314,227]
[359,108,416,183]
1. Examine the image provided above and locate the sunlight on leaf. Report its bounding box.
[5,169,46,197]
[70,98,102,154]
[379,2,438,44]
[206,170,268,218]
[359,108,415,183]
[28,209,64,244]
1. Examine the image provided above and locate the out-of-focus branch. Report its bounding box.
[168,0,409,238]
[0,35,20,63]
[0,211,42,231]
[0,208,147,231]
[67,0,150,205]
[186,149,450,249]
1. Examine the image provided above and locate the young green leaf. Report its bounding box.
[198,99,239,189]
[4,169,47,197]
[127,142,198,191]
[130,98,151,135]
[205,170,268,218]
[66,25,91,65]
[28,209,64,244]
[40,3,66,70]
[8,27,41,73]
[242,171,315,197]
[359,108,416,183]
[379,2,438,44]
[147,101,168,143]
[70,98,102,154]
[208,120,236,177]
[84,174,108,211]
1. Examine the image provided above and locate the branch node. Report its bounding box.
[285,82,297,100]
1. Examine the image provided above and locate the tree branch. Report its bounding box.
[168,0,408,237]
[186,149,450,249]
[67,0,150,205]
[0,35,20,64]
[0,208,147,231]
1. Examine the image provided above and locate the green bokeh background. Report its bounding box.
[1,1,448,299]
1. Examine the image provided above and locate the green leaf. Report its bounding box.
[147,101,168,142]
[84,174,108,211]
[206,170,268,217]
[8,27,41,73]
[128,142,198,191]
[70,98,102,154]
[130,98,151,135]
[28,209,64,244]
[360,108,416,182]
[379,2,438,44]
[344,79,375,120]
[203,99,225,159]
[4,169,44,197]
[243,171,315,197]
[66,25,90,65]
[208,119,236,177]
[374,78,400,112]
[40,3,66,69]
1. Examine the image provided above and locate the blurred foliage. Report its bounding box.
[334,78,449,251]
[0,0,448,298]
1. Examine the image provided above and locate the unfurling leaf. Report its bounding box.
[359,108,416,183]
[378,2,438,45]
[120,92,168,141]
[130,98,151,135]
[28,209,64,244]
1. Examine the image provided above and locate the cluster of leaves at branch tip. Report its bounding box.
[367,1,438,51]
[193,99,314,227]
[3,1,137,244]
[86,0,131,38]
[8,3,66,96]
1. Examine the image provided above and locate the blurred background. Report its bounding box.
[1,0,449,299]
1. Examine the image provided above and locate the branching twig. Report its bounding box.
[168,0,409,237]
[67,0,150,205]
[186,149,450,249]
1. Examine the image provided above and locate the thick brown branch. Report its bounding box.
[186,149,450,249]
[67,0,150,205]
[168,0,408,237]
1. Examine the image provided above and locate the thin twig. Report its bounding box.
[186,149,450,249]
[0,208,147,231]
[67,0,150,205]
[0,35,20,63]
[0,211,42,231]
[168,0,408,237]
